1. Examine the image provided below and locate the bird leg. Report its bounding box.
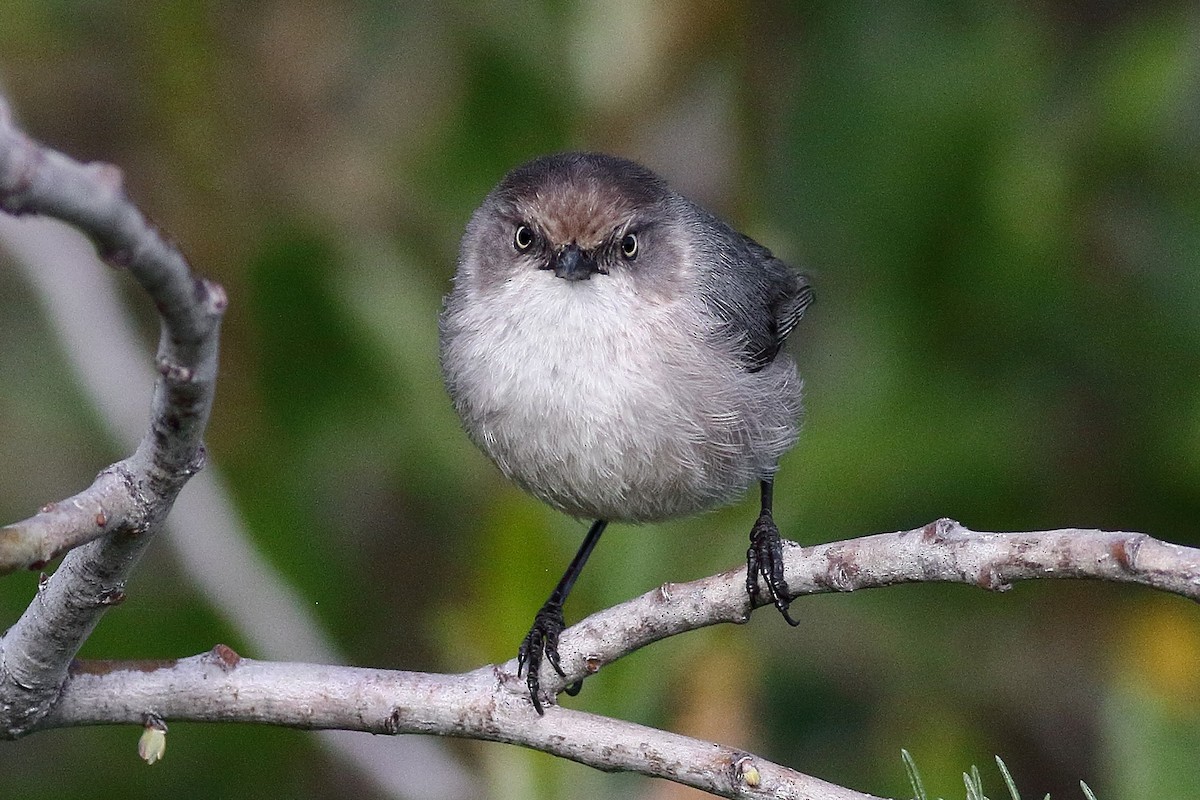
[517,518,607,715]
[746,479,799,626]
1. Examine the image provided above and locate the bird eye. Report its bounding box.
[514,225,535,252]
[620,232,638,260]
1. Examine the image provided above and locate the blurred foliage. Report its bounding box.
[0,1,1198,799]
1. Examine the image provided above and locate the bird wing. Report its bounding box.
[700,225,816,371]
[718,233,813,373]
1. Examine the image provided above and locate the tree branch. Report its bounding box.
[0,96,225,735]
[17,521,1200,799]
[0,203,479,799]
[46,647,881,800]
[519,519,1200,704]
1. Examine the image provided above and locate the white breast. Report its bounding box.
[441,269,800,522]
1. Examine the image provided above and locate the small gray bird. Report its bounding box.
[439,152,813,714]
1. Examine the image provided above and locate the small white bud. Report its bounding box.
[138,716,168,765]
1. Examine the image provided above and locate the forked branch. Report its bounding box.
[0,96,225,736]
[23,520,1200,799]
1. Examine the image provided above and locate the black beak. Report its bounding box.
[550,243,599,281]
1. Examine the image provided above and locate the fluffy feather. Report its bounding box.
[439,152,809,523]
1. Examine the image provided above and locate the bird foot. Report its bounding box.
[746,511,800,626]
[517,601,568,715]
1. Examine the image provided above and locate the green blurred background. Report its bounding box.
[1,1,1198,798]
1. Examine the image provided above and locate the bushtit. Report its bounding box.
[440,152,813,714]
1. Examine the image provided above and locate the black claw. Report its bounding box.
[747,511,800,626]
[515,519,608,715]
[517,602,568,715]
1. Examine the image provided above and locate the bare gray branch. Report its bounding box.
[22,520,1200,798]
[47,648,884,800]
[534,519,1200,700]
[0,95,225,736]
